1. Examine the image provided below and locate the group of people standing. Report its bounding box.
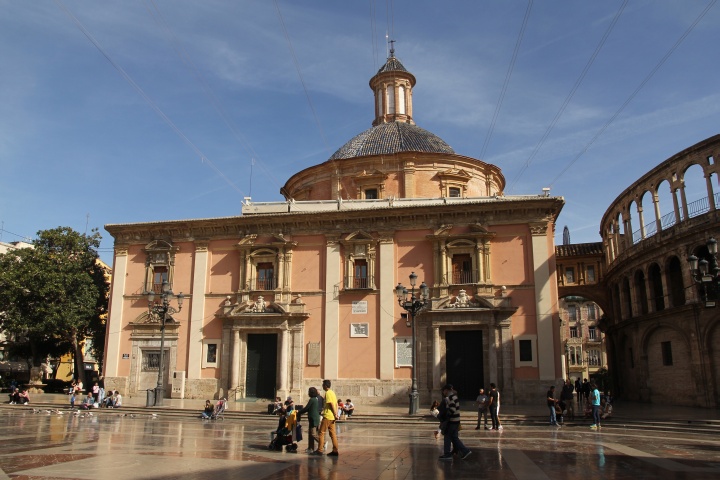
[473,383,502,431]
[547,378,608,429]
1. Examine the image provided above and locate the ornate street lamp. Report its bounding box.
[144,281,184,406]
[688,237,719,308]
[395,272,430,415]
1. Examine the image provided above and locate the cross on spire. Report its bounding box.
[389,39,396,57]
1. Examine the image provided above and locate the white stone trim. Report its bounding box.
[514,334,537,368]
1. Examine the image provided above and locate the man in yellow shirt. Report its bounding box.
[314,379,339,456]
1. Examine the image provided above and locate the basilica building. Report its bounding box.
[103,50,565,405]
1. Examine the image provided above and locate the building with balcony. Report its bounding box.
[555,241,607,384]
[103,49,565,405]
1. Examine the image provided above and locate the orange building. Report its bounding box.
[103,50,565,405]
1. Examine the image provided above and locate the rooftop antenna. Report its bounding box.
[249,158,255,197]
[389,39,396,57]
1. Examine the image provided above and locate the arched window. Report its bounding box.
[666,256,685,307]
[398,85,406,114]
[376,89,383,116]
[386,86,395,114]
[634,270,648,315]
[648,263,665,311]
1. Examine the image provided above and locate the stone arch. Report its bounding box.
[647,262,665,312]
[682,163,708,215]
[640,322,695,406]
[622,276,632,319]
[634,268,648,315]
[655,178,677,231]
[665,255,685,307]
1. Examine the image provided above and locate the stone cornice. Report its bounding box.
[105,197,564,246]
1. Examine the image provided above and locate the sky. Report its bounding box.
[2,1,719,265]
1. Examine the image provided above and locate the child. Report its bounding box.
[70,391,76,409]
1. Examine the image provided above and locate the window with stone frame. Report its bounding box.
[587,349,601,366]
[586,303,597,320]
[142,350,160,371]
[587,265,596,283]
[448,187,461,198]
[569,326,579,338]
[588,326,597,340]
[353,259,369,288]
[144,240,176,293]
[256,262,275,290]
[451,254,474,284]
[567,305,578,322]
[364,188,378,199]
[341,232,376,290]
[565,267,575,284]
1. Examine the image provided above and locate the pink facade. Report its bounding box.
[103,51,564,404]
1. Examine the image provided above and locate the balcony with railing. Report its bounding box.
[449,270,478,285]
[252,277,276,291]
[632,193,720,245]
[344,275,371,289]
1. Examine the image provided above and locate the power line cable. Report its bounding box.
[479,0,533,161]
[53,0,246,197]
[508,0,628,193]
[549,0,717,188]
[370,0,379,71]
[273,0,331,156]
[143,0,285,195]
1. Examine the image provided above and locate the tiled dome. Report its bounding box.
[329,121,455,160]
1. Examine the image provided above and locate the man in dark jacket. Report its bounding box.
[438,384,471,461]
[297,387,321,453]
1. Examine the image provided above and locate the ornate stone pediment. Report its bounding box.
[437,168,472,182]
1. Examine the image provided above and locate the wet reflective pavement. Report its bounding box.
[1,409,719,479]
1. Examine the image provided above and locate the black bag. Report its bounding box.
[317,395,324,414]
[296,424,303,441]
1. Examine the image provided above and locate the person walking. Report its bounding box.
[314,379,339,456]
[589,382,602,429]
[438,384,471,461]
[547,385,560,427]
[488,383,502,430]
[297,387,321,453]
[561,378,575,420]
[475,387,489,430]
[582,379,591,403]
[575,378,582,405]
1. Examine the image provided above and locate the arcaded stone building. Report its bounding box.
[599,134,720,407]
[103,51,565,405]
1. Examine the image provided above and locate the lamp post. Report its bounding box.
[395,272,430,415]
[688,237,719,308]
[144,281,184,406]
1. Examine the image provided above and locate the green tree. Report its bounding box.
[0,227,109,379]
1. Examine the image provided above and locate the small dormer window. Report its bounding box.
[365,188,378,199]
[449,187,461,198]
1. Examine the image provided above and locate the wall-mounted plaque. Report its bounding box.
[307,342,321,366]
[395,337,412,367]
[350,323,369,338]
[352,301,368,314]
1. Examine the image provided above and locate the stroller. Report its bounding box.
[269,410,299,452]
[211,398,226,421]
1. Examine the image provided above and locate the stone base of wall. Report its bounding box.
[103,377,129,397]
[512,378,564,404]
[298,379,412,406]
[184,378,221,400]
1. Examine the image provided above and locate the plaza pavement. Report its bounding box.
[1,394,718,479]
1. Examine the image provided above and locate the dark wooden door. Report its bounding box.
[245,334,277,398]
[445,330,483,400]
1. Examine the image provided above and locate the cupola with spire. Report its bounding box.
[370,42,416,126]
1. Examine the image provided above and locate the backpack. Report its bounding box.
[317,395,324,414]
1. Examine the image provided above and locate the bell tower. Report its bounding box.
[370,42,416,126]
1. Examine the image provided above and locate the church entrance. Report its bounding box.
[445,330,483,400]
[245,333,278,399]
